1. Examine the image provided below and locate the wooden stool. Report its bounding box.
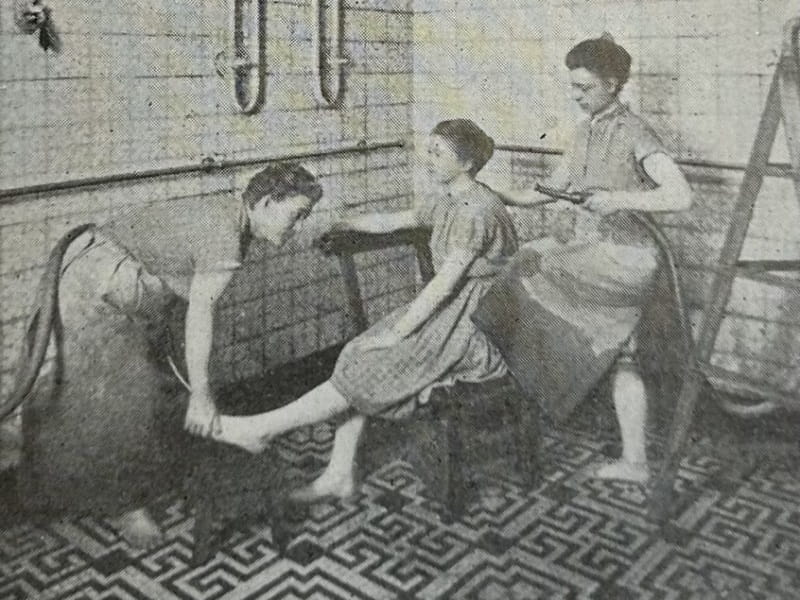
[186,440,297,566]
[316,228,543,520]
[358,376,542,522]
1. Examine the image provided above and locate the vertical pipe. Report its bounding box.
[312,0,346,108]
[232,0,266,114]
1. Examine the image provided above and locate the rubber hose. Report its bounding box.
[0,223,95,421]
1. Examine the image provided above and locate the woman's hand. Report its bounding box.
[552,198,583,212]
[359,329,402,351]
[582,190,623,215]
[315,220,356,254]
[184,391,219,437]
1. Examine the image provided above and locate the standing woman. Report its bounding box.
[481,34,692,483]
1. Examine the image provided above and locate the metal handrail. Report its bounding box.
[494,143,796,178]
[6,137,794,205]
[0,140,405,203]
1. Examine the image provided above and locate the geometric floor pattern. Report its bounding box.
[2,419,800,599]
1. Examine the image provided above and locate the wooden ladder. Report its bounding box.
[651,17,800,522]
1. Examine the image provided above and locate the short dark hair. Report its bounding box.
[242,163,323,210]
[565,35,631,91]
[431,119,495,177]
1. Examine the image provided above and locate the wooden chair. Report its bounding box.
[317,228,543,521]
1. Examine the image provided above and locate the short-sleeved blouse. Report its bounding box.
[99,194,249,299]
[415,182,518,276]
[561,101,669,246]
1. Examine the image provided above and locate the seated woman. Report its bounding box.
[8,163,322,547]
[209,119,519,503]
[480,34,692,483]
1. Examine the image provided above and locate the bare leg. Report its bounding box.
[213,381,351,453]
[592,361,650,483]
[113,507,164,549]
[615,367,649,465]
[290,415,365,502]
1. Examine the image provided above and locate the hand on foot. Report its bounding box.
[114,508,163,550]
[588,459,650,484]
[210,415,271,454]
[184,394,218,438]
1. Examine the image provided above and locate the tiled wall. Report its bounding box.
[0,0,416,394]
[413,0,800,396]
[3,0,799,402]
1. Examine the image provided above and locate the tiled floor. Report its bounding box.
[2,394,799,599]
[0,414,800,600]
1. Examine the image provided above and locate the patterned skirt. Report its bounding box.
[19,230,188,516]
[331,277,507,420]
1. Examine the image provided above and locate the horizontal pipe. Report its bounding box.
[494,143,796,178]
[0,140,405,203]
[495,144,565,157]
[3,139,791,204]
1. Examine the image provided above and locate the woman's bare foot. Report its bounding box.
[588,459,650,483]
[289,470,357,504]
[113,508,163,549]
[212,415,271,454]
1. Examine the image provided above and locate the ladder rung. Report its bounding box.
[690,263,800,290]
[758,165,798,179]
[736,259,800,272]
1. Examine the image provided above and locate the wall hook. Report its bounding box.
[312,0,347,108]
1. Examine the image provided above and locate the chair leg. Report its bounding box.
[192,497,216,566]
[405,397,469,523]
[270,497,299,555]
[442,402,468,522]
[508,380,543,490]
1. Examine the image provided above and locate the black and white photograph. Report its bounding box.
[1,0,799,598]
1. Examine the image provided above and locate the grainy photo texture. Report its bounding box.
[1,1,799,598]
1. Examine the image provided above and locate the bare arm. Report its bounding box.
[391,248,475,338]
[498,144,690,215]
[183,269,234,435]
[584,153,692,214]
[634,153,693,212]
[337,209,419,234]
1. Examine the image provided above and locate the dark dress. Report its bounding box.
[330,182,518,419]
[20,196,247,516]
[475,102,676,422]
